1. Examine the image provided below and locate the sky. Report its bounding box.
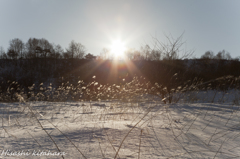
[0,0,240,58]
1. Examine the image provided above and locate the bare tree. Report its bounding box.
[100,48,110,60]
[75,43,86,59]
[26,38,39,58]
[214,50,231,60]
[25,38,55,58]
[150,49,162,61]
[36,38,53,58]
[152,32,194,60]
[0,46,7,59]
[140,44,151,60]
[201,51,215,59]
[67,40,76,59]
[66,40,86,59]
[53,44,64,59]
[8,38,25,59]
[7,49,18,59]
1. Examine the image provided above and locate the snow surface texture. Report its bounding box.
[0,91,240,159]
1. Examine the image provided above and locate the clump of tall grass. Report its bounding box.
[1,75,240,104]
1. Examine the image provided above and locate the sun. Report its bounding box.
[110,40,126,59]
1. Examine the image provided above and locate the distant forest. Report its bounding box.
[0,36,239,61]
[0,37,240,95]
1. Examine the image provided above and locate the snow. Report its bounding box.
[0,91,240,158]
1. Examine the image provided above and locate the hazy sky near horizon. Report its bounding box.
[0,0,240,58]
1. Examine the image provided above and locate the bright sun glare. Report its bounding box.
[110,40,126,59]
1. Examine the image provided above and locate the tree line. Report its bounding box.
[0,38,91,60]
[1,34,239,61]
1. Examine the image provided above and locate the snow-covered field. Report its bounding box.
[1,91,240,159]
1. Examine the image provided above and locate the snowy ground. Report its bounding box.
[0,91,240,158]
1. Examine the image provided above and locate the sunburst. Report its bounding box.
[110,40,126,59]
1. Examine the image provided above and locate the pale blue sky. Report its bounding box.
[0,0,240,58]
